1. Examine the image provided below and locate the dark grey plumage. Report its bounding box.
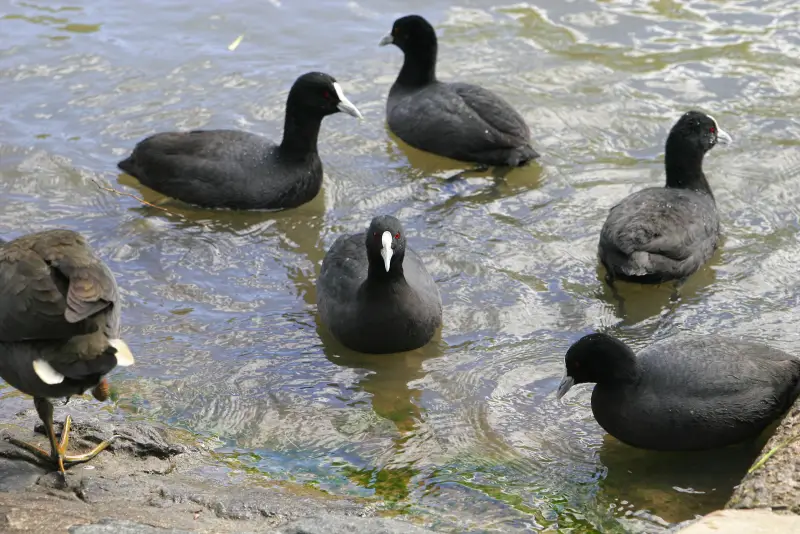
[380,15,539,168]
[317,215,442,354]
[117,72,362,210]
[0,230,133,476]
[599,111,731,284]
[558,333,800,451]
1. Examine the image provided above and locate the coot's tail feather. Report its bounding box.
[117,154,137,177]
[515,144,541,166]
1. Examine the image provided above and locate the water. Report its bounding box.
[1,0,799,531]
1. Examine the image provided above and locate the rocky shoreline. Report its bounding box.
[4,393,800,534]
[0,400,434,534]
[676,398,800,533]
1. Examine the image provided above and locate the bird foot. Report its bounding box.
[5,415,117,480]
[445,165,491,181]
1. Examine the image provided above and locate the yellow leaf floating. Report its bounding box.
[228,34,244,51]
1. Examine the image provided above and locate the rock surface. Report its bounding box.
[727,398,800,512]
[676,399,800,532]
[676,509,800,534]
[0,407,435,534]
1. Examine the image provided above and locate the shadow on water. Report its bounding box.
[593,246,722,328]
[383,130,546,209]
[116,171,328,305]
[314,313,446,503]
[316,318,445,434]
[598,432,767,523]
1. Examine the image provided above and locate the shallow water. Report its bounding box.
[1,0,800,531]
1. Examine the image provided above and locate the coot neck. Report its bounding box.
[366,257,406,285]
[589,337,641,386]
[279,101,324,158]
[396,44,438,89]
[664,136,713,196]
[604,357,640,386]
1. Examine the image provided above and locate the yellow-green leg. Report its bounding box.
[5,397,117,479]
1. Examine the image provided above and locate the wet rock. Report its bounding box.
[32,419,193,459]
[0,457,46,492]
[727,398,800,513]
[69,519,195,534]
[0,414,437,534]
[677,509,800,533]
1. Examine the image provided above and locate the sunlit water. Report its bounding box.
[1,0,800,531]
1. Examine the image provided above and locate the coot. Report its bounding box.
[317,215,442,354]
[118,71,362,210]
[380,15,539,169]
[557,333,800,451]
[599,111,732,285]
[0,230,134,477]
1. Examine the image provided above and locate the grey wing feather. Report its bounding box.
[640,336,799,398]
[0,231,118,342]
[318,234,367,307]
[450,83,531,144]
[601,189,718,262]
[389,83,529,157]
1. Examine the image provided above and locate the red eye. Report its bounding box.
[394,232,400,239]
[710,127,716,134]
[323,90,330,99]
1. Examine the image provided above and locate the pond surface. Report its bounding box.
[1,0,799,531]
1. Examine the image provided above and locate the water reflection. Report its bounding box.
[117,172,327,306]
[387,131,547,205]
[598,433,765,523]
[319,331,445,433]
[594,247,720,327]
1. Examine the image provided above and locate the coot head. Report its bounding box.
[379,15,437,54]
[288,72,362,119]
[557,333,639,399]
[365,215,407,274]
[667,111,732,154]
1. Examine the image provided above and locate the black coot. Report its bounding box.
[558,333,800,451]
[118,71,362,210]
[317,215,442,354]
[599,111,732,285]
[380,15,539,169]
[0,230,134,478]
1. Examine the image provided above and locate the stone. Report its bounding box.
[677,509,800,534]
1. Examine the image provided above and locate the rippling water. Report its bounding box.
[2,0,800,531]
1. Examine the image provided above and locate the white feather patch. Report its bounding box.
[33,359,65,385]
[110,339,135,367]
[332,82,346,102]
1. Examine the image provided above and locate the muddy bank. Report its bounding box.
[0,401,434,534]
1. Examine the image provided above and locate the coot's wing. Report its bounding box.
[0,230,117,343]
[119,130,274,200]
[389,83,529,158]
[402,249,442,316]
[317,233,368,308]
[601,189,718,263]
[640,336,800,399]
[607,336,800,450]
[449,82,531,145]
